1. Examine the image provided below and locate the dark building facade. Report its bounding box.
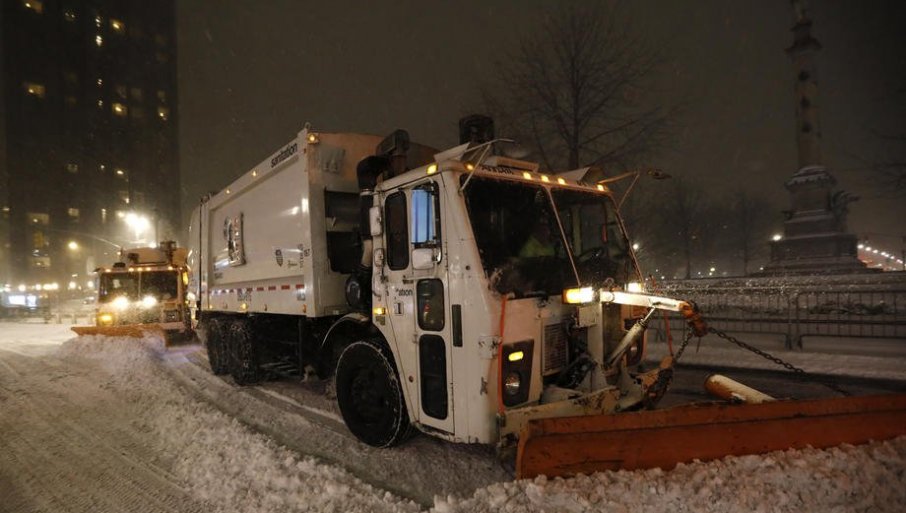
[0,0,178,289]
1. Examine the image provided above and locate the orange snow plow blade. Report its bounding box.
[516,393,906,479]
[70,324,190,345]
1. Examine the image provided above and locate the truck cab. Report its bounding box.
[360,143,659,444]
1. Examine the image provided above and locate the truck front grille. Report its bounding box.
[542,323,568,375]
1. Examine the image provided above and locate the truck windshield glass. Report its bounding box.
[141,271,179,300]
[98,271,179,302]
[461,176,576,298]
[550,189,633,285]
[98,274,139,302]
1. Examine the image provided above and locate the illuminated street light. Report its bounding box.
[68,240,79,250]
[772,234,782,241]
[124,212,151,242]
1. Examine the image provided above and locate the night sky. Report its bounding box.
[177,0,906,251]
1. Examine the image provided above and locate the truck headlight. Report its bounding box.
[626,281,644,293]
[141,295,158,308]
[563,286,595,304]
[504,372,521,396]
[98,313,114,325]
[112,296,130,311]
[501,340,533,407]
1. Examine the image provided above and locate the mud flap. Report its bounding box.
[516,393,906,479]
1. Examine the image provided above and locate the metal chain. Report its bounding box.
[673,330,696,362]
[673,325,851,396]
[673,326,805,374]
[706,327,806,373]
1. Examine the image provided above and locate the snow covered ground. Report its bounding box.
[1,322,904,512]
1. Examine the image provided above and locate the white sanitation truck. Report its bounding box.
[187,121,700,451]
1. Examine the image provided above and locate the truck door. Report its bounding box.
[382,180,453,434]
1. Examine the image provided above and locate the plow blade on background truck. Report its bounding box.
[70,324,193,345]
[516,393,906,479]
[71,324,164,339]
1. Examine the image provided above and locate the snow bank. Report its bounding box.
[57,334,421,513]
[433,439,906,512]
[53,333,906,513]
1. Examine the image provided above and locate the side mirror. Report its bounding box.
[412,248,436,270]
[369,206,382,237]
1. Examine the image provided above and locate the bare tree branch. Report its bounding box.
[483,3,674,171]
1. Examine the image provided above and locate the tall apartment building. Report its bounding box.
[1,0,178,290]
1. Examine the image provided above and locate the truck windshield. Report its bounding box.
[462,176,633,298]
[98,273,138,302]
[98,271,178,302]
[141,271,179,300]
[462,176,576,298]
[550,188,632,285]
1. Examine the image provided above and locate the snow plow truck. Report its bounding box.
[73,241,193,344]
[188,121,906,478]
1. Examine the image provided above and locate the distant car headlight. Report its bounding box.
[141,295,158,308]
[112,296,130,311]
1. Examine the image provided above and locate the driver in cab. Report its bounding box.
[519,219,557,258]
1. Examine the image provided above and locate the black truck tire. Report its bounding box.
[335,339,411,447]
[228,319,260,386]
[205,318,230,375]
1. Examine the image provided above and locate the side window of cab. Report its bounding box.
[385,191,409,270]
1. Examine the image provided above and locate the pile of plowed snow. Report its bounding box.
[57,334,906,513]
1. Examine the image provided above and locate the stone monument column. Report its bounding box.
[761,0,870,275]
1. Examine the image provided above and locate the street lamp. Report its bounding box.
[67,240,79,251]
[124,212,151,243]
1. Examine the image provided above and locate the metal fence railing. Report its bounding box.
[651,275,906,349]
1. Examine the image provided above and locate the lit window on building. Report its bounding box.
[2,206,10,215]
[23,1,43,14]
[64,9,76,22]
[66,163,79,174]
[99,164,106,171]
[24,82,46,98]
[95,15,102,27]
[157,106,170,121]
[101,208,108,224]
[28,213,50,225]
[95,34,103,47]
[110,19,124,33]
[118,191,130,204]
[97,78,103,87]
[67,208,80,221]
[115,168,126,177]
[112,103,128,116]
[97,99,104,108]
[31,256,51,269]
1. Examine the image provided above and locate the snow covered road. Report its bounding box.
[1,322,904,512]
